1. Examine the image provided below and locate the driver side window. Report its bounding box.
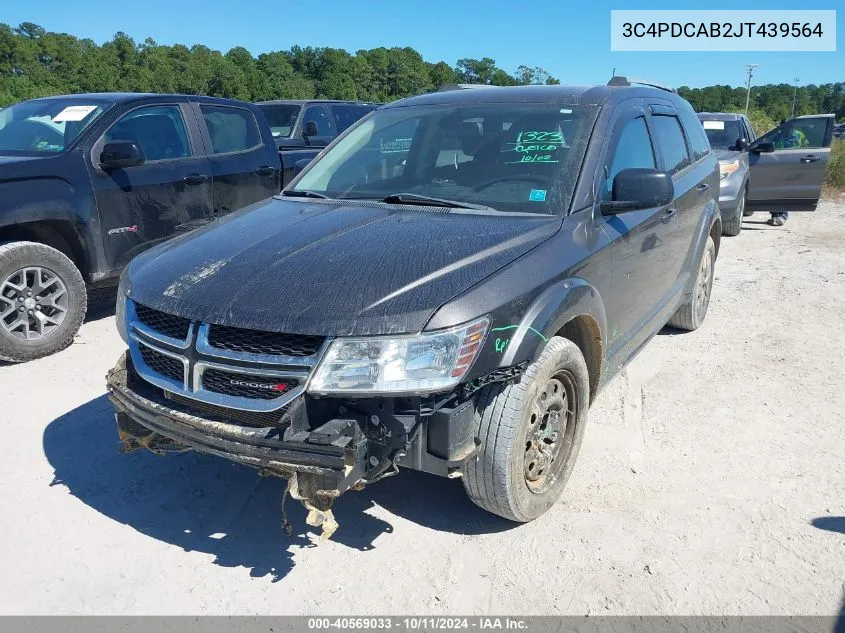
[757,118,827,150]
[603,116,655,199]
[105,105,191,162]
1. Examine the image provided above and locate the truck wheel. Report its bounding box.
[462,336,590,522]
[666,235,715,332]
[0,241,87,362]
[722,193,744,237]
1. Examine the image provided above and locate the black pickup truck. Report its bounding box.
[257,100,379,186]
[0,92,280,362]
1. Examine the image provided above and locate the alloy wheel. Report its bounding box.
[0,267,69,340]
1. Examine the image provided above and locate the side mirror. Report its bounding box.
[601,168,674,215]
[750,141,775,154]
[100,141,145,170]
[303,121,319,137]
[735,137,749,150]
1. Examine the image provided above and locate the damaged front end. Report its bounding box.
[106,352,481,540]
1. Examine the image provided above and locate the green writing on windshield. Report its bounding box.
[506,131,563,165]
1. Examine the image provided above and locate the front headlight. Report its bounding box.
[115,267,131,343]
[309,316,490,395]
[719,159,740,181]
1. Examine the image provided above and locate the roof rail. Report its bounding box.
[607,76,677,94]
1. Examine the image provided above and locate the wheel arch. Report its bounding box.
[499,278,606,403]
[0,220,90,279]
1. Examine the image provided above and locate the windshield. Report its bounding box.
[0,98,111,154]
[259,103,302,138]
[290,103,599,214]
[700,119,744,150]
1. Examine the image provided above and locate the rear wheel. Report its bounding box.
[666,235,715,332]
[462,336,590,522]
[0,241,86,362]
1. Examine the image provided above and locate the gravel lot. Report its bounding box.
[1,200,844,615]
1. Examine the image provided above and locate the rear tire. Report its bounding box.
[666,235,715,332]
[462,336,590,522]
[722,192,744,237]
[0,241,87,363]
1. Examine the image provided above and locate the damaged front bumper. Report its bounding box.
[106,352,480,539]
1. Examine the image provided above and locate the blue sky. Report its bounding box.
[4,0,841,88]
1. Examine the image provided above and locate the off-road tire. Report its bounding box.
[666,235,715,332]
[462,336,590,522]
[0,241,86,362]
[723,192,745,237]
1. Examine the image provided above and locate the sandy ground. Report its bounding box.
[1,201,844,616]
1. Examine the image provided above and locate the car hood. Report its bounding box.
[126,198,560,336]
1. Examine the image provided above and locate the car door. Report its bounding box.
[599,106,675,348]
[88,102,213,272]
[193,102,280,218]
[746,114,834,212]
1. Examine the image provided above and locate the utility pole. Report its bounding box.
[744,64,758,115]
[791,77,800,117]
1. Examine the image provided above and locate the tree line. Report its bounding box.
[1,22,843,133]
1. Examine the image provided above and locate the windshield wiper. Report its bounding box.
[282,190,330,199]
[381,193,493,211]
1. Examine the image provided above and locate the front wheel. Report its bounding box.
[462,336,590,522]
[0,241,87,362]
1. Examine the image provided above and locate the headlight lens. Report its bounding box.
[309,316,490,395]
[115,268,130,343]
[719,159,740,181]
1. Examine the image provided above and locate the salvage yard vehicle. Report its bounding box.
[107,78,729,537]
[698,112,834,233]
[0,93,280,362]
[256,99,379,187]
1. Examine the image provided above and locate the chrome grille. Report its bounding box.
[201,368,298,400]
[134,303,191,340]
[138,345,184,383]
[125,300,328,414]
[207,325,324,357]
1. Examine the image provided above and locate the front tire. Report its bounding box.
[462,336,590,522]
[0,241,87,362]
[666,235,715,332]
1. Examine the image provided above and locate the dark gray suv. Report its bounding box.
[699,111,834,235]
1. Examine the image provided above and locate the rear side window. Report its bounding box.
[678,110,710,161]
[200,105,261,154]
[603,116,656,198]
[651,115,691,174]
[331,104,376,134]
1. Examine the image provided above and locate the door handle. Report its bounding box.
[256,165,276,176]
[697,183,711,192]
[660,208,677,224]
[800,155,820,163]
[183,174,208,185]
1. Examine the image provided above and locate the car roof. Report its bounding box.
[697,112,745,121]
[382,83,692,109]
[24,92,256,107]
[257,99,380,106]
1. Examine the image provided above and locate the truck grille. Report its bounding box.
[207,324,324,357]
[139,345,184,383]
[134,303,191,340]
[201,369,298,400]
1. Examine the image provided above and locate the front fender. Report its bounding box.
[498,277,607,367]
